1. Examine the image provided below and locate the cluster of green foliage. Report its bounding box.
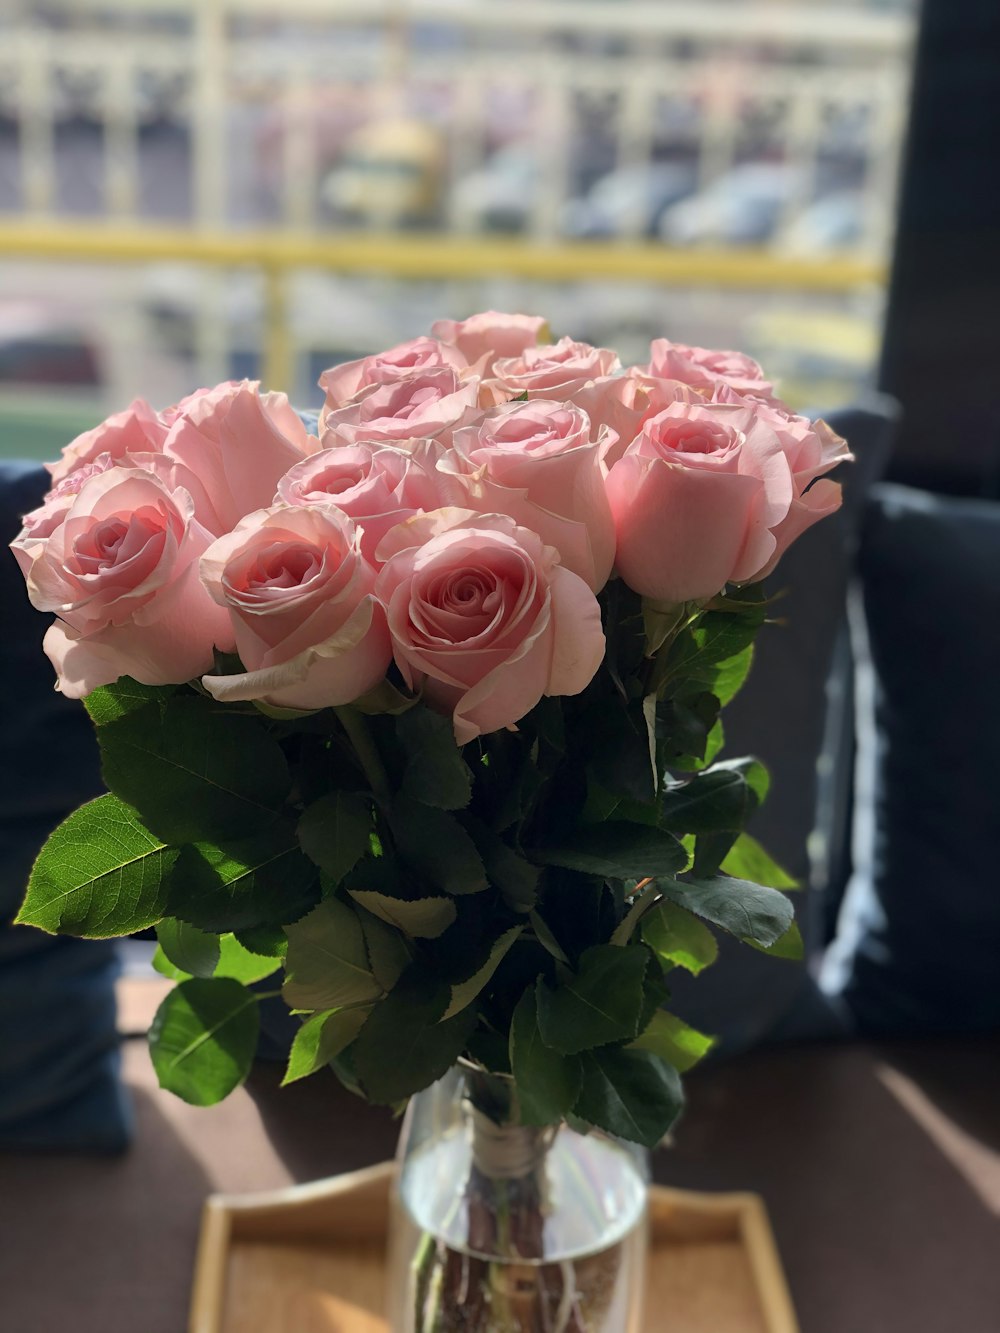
[18,581,799,1148]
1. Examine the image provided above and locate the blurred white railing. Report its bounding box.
[0,1,914,403]
[0,0,915,245]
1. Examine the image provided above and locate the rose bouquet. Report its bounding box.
[11,313,848,1332]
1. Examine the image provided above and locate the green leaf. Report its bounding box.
[148,977,259,1106]
[389,798,487,895]
[509,987,582,1126]
[444,926,523,1019]
[17,794,175,937]
[281,1006,371,1086]
[234,925,287,958]
[536,944,649,1054]
[84,676,177,726]
[586,693,657,805]
[152,946,189,982]
[638,948,670,1033]
[167,824,319,932]
[357,908,411,991]
[573,1047,684,1148]
[353,970,479,1103]
[741,758,770,806]
[720,833,798,889]
[98,694,291,843]
[492,752,546,833]
[642,900,719,975]
[704,718,726,767]
[663,601,765,690]
[347,890,456,939]
[297,791,372,884]
[658,875,794,948]
[747,919,805,961]
[664,769,740,836]
[528,695,566,764]
[692,830,740,879]
[585,786,661,828]
[528,909,570,965]
[464,818,539,911]
[156,918,219,978]
[710,644,755,706]
[531,823,687,880]
[632,1010,716,1072]
[658,691,721,768]
[282,899,383,1011]
[660,759,764,835]
[397,707,473,810]
[215,935,282,984]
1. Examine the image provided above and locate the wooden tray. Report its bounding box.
[189,1161,799,1333]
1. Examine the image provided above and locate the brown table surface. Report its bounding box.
[1,978,998,1333]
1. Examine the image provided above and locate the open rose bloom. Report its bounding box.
[11,317,850,737]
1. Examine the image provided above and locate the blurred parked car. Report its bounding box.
[775,190,876,256]
[0,303,101,388]
[0,301,106,462]
[659,163,805,247]
[561,162,697,239]
[451,142,540,233]
[320,118,445,228]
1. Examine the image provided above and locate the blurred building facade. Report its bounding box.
[0,0,918,453]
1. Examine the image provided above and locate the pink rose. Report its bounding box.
[13,466,234,698]
[47,398,169,486]
[644,339,777,402]
[199,505,390,710]
[606,400,845,603]
[18,453,122,546]
[713,394,851,581]
[164,380,316,533]
[484,336,621,405]
[317,336,468,411]
[431,311,549,374]
[21,449,225,548]
[375,509,604,743]
[710,383,853,480]
[444,400,616,592]
[320,366,480,447]
[576,370,703,468]
[275,442,445,566]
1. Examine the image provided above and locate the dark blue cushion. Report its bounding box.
[0,461,131,1152]
[662,400,897,1053]
[822,483,1000,1035]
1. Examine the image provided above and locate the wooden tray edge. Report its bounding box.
[189,1164,800,1333]
[736,1193,800,1333]
[190,1196,233,1333]
[200,1160,396,1220]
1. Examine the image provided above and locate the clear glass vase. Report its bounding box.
[387,1066,649,1333]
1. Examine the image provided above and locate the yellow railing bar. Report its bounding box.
[0,221,886,391]
[0,221,884,288]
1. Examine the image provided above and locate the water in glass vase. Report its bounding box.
[388,1118,648,1333]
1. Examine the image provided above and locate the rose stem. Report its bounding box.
[333,705,392,806]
